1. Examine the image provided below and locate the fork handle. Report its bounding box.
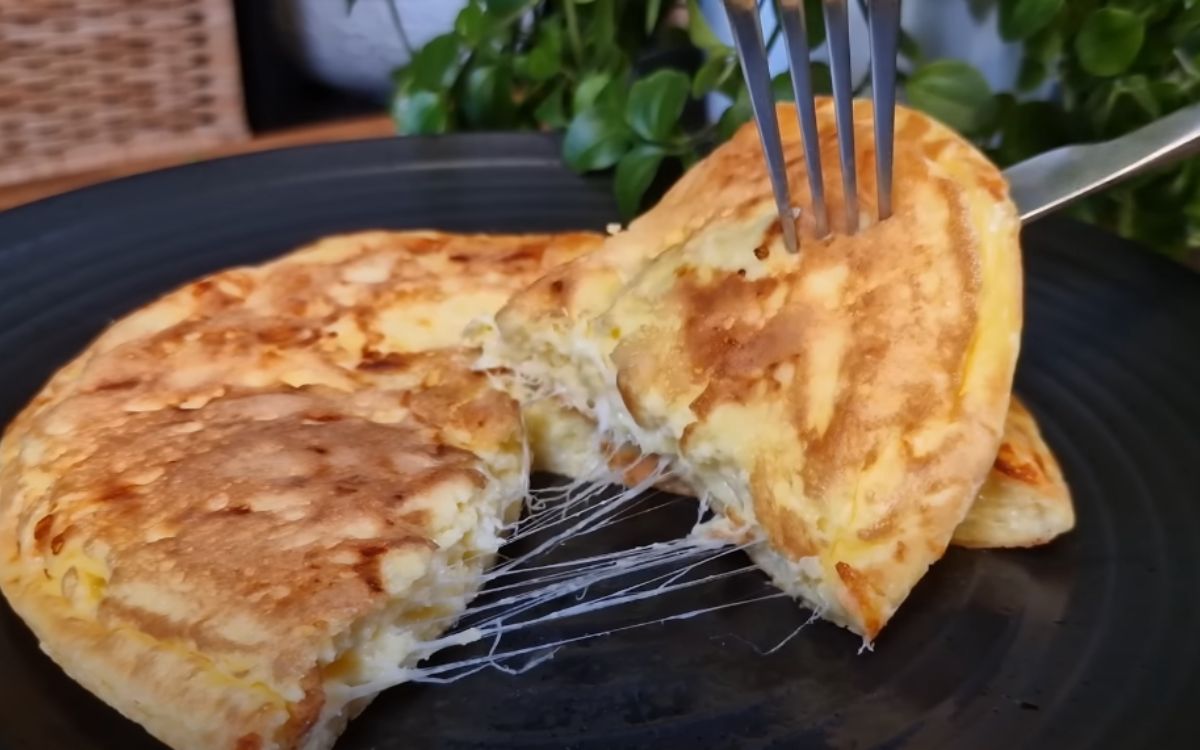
[1004,103,1200,224]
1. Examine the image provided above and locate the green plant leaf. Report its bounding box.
[573,72,613,114]
[986,91,1017,148]
[1075,8,1145,77]
[461,64,514,127]
[1149,79,1191,114]
[393,90,450,135]
[461,65,497,126]
[1171,4,1200,46]
[1082,82,1120,138]
[1128,0,1176,25]
[1134,29,1177,67]
[534,84,567,128]
[772,72,794,102]
[626,69,690,141]
[539,18,564,57]
[811,62,833,94]
[645,0,664,34]
[615,145,666,218]
[522,32,562,82]
[994,100,1069,165]
[1026,25,1063,64]
[1122,74,1162,120]
[805,0,826,48]
[1067,196,1100,225]
[966,0,992,24]
[1185,177,1200,222]
[524,49,560,81]
[589,41,629,77]
[1086,72,1170,139]
[899,28,923,63]
[454,2,488,45]
[392,65,413,89]
[1108,182,1190,257]
[484,0,535,19]
[1017,56,1047,90]
[598,71,631,112]
[1174,18,1200,77]
[999,0,1063,41]
[905,59,996,134]
[593,0,617,49]
[1179,48,1200,80]
[687,0,725,52]
[409,33,463,90]
[1142,159,1198,206]
[717,61,745,98]
[563,109,632,172]
[716,87,752,141]
[693,53,736,97]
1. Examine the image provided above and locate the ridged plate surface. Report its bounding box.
[0,135,1197,750]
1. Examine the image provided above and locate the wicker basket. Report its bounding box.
[0,0,247,187]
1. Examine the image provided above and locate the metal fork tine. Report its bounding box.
[778,0,829,238]
[722,0,799,254]
[868,0,900,220]
[822,0,858,233]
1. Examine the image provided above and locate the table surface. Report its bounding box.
[0,115,396,212]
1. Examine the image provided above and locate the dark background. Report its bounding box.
[233,0,381,134]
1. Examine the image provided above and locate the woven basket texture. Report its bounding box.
[0,0,247,186]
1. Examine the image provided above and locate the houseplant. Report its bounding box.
[364,0,1200,261]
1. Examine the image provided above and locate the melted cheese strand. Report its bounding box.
[339,590,788,695]
[338,448,779,695]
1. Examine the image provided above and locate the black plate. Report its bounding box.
[1,135,1198,750]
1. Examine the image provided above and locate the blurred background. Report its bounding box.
[1,0,1196,264]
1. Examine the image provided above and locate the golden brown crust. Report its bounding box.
[0,230,596,750]
[952,397,1075,548]
[498,99,1024,639]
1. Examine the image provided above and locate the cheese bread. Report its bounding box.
[493,99,1025,640]
[0,231,594,750]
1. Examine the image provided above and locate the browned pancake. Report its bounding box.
[0,230,595,750]
[952,397,1075,547]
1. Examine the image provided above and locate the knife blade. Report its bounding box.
[1003,103,1200,225]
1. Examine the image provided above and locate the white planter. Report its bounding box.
[274,0,466,102]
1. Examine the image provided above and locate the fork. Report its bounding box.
[722,0,900,253]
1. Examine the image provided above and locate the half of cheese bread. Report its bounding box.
[0,231,595,750]
[493,99,1025,641]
